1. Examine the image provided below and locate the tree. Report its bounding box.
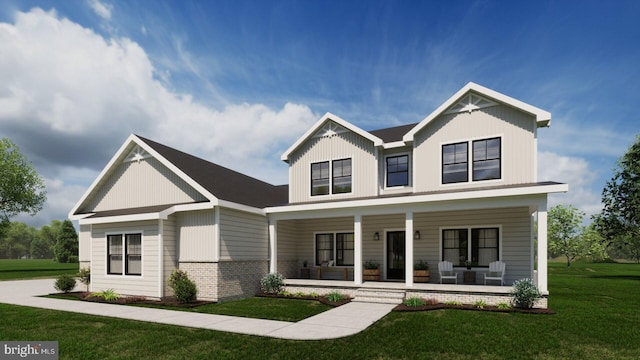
[0,221,36,259]
[30,236,54,259]
[54,220,78,263]
[548,204,585,268]
[593,134,640,262]
[0,138,47,223]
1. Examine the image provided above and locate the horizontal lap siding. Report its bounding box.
[362,214,405,266]
[295,217,354,266]
[177,210,216,262]
[276,220,299,261]
[91,220,160,297]
[219,208,268,260]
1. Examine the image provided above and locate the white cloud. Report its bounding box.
[0,8,317,227]
[87,0,113,20]
[538,151,602,218]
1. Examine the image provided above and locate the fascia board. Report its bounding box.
[78,212,162,225]
[403,82,551,142]
[217,199,266,216]
[281,112,383,162]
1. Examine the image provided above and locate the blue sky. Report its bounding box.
[0,0,638,227]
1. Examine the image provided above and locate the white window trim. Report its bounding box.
[309,158,354,198]
[439,135,504,187]
[105,230,144,278]
[383,152,412,189]
[383,228,405,281]
[313,230,354,267]
[438,225,502,268]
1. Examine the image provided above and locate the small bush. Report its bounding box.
[497,302,512,310]
[77,268,90,291]
[474,299,487,309]
[363,259,379,269]
[414,260,429,270]
[326,291,344,302]
[260,273,285,294]
[511,278,542,309]
[404,297,426,307]
[169,269,198,304]
[91,289,120,302]
[54,274,76,293]
[444,300,462,306]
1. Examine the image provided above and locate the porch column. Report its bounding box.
[537,200,548,293]
[354,215,363,285]
[269,220,277,274]
[405,212,414,287]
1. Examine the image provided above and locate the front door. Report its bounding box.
[387,231,405,280]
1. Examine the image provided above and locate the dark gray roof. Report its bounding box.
[137,135,288,208]
[368,123,418,143]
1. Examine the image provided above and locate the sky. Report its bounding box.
[0,0,638,228]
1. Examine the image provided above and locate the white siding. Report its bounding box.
[276,220,299,261]
[91,220,160,297]
[288,128,378,203]
[291,217,355,266]
[162,216,177,296]
[82,157,206,212]
[177,210,216,262]
[78,224,91,262]
[362,213,405,269]
[413,105,537,192]
[219,208,269,260]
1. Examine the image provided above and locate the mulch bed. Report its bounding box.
[393,302,555,314]
[255,292,351,307]
[51,291,214,308]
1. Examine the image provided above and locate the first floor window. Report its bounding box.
[108,233,142,276]
[442,227,499,267]
[386,155,409,187]
[311,161,330,195]
[315,232,354,266]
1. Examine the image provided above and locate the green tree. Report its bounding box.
[0,138,47,223]
[0,221,37,259]
[593,134,640,262]
[580,224,609,263]
[548,204,585,268]
[30,236,54,259]
[54,220,78,263]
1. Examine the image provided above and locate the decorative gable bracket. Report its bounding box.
[313,121,348,139]
[445,93,498,115]
[124,145,151,163]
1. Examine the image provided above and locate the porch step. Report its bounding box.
[353,288,406,304]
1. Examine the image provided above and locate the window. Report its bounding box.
[311,161,329,196]
[386,155,409,187]
[315,232,354,266]
[442,142,468,184]
[107,233,142,276]
[473,137,501,181]
[311,159,352,196]
[442,228,499,267]
[332,159,352,194]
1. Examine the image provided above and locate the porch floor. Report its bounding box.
[285,279,514,294]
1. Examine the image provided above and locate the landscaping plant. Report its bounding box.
[54,274,76,293]
[511,278,542,308]
[260,272,285,294]
[325,291,344,302]
[77,267,90,291]
[91,289,120,302]
[168,269,198,304]
[403,297,426,307]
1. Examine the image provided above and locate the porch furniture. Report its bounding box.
[463,270,476,285]
[300,268,310,279]
[438,261,458,284]
[484,261,506,285]
[316,267,350,280]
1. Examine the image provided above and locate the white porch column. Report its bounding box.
[354,215,363,285]
[537,200,548,293]
[405,212,414,287]
[269,220,277,274]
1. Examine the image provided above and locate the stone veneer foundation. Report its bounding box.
[179,260,268,302]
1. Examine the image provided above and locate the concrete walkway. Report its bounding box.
[0,279,394,340]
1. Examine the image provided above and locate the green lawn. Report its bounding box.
[0,259,78,280]
[1,262,639,359]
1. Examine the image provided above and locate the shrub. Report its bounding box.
[511,278,542,309]
[326,291,344,302]
[260,273,285,294]
[414,260,429,270]
[404,297,426,307]
[77,268,90,291]
[474,299,487,309]
[91,289,120,302]
[497,302,512,310]
[169,269,197,304]
[54,274,76,293]
[363,259,379,269]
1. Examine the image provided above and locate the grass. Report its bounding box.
[0,259,78,280]
[1,262,639,359]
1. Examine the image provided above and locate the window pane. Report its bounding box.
[442,229,468,266]
[126,234,142,275]
[332,159,352,194]
[311,162,330,195]
[107,235,122,275]
[473,138,500,181]
[442,143,468,184]
[336,233,354,266]
[472,228,498,266]
[315,234,334,266]
[387,155,409,187]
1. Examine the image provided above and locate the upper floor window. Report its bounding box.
[386,155,409,187]
[442,142,468,184]
[311,161,330,195]
[473,137,501,181]
[311,159,352,196]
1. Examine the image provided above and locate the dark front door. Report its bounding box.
[387,231,405,280]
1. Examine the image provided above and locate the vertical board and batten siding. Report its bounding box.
[413,207,532,284]
[162,216,177,296]
[177,210,216,262]
[413,105,537,192]
[288,127,378,203]
[219,208,269,260]
[78,224,91,262]
[83,157,206,212]
[91,220,160,297]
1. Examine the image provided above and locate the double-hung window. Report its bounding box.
[442,137,501,184]
[386,155,409,187]
[315,232,354,266]
[442,142,468,184]
[107,233,142,276]
[441,227,499,267]
[311,158,352,196]
[473,137,501,181]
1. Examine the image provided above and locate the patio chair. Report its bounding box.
[484,261,506,285]
[438,261,458,284]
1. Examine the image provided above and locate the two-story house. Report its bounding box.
[69,82,567,307]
